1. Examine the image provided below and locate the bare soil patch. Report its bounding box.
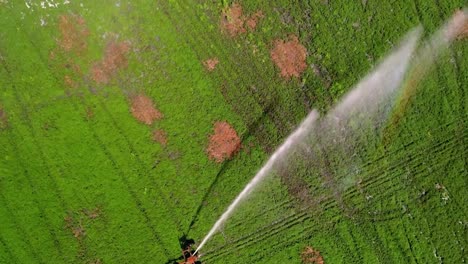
[130,95,163,125]
[82,207,101,220]
[454,10,468,40]
[58,14,89,54]
[207,121,241,162]
[152,129,168,146]
[64,75,77,88]
[203,58,219,71]
[270,35,308,79]
[64,213,86,240]
[92,40,131,84]
[220,3,264,37]
[246,11,264,30]
[446,10,468,40]
[301,246,324,264]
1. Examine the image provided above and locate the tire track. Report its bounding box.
[222,121,463,234]
[83,91,184,234]
[77,111,172,258]
[0,231,19,263]
[433,0,467,189]
[11,9,177,258]
[201,130,464,259]
[0,58,66,260]
[154,0,286,231]
[157,0,295,148]
[0,191,44,263]
[381,220,418,263]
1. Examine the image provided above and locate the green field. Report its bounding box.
[0,0,466,263]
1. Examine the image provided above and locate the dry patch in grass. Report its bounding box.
[130,95,163,125]
[64,207,103,261]
[246,11,264,30]
[452,10,468,40]
[220,3,264,37]
[152,129,168,146]
[58,14,89,54]
[270,35,308,79]
[53,14,89,89]
[92,40,131,84]
[207,121,241,162]
[301,246,325,264]
[203,58,219,71]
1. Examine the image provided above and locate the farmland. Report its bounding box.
[0,0,466,263]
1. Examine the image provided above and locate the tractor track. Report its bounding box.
[29,5,203,258]
[211,146,460,254]
[206,120,462,254]
[221,118,464,234]
[87,91,185,233]
[7,17,174,258]
[155,0,292,233]
[0,191,44,263]
[0,55,67,261]
[158,0,300,149]
[0,234,17,263]
[201,125,464,260]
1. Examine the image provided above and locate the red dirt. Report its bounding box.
[92,40,131,84]
[82,207,101,220]
[445,10,468,40]
[64,213,86,240]
[454,10,468,40]
[246,11,264,30]
[220,3,263,37]
[207,121,241,163]
[203,58,219,71]
[270,35,308,79]
[152,129,168,146]
[221,3,246,36]
[58,14,89,54]
[130,95,163,125]
[301,246,325,264]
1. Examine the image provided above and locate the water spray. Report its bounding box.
[194,9,467,256]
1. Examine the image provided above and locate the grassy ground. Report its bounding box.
[0,0,466,263]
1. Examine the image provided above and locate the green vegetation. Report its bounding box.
[0,0,466,263]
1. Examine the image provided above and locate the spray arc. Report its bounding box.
[194,9,467,257]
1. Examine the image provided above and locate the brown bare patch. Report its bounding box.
[301,246,325,264]
[246,11,264,30]
[92,40,131,84]
[130,95,163,125]
[64,213,86,240]
[207,121,241,163]
[82,207,101,220]
[221,3,246,36]
[451,10,468,40]
[271,35,308,79]
[220,3,263,37]
[0,106,8,129]
[152,129,168,146]
[203,58,219,71]
[64,75,76,88]
[58,14,89,54]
